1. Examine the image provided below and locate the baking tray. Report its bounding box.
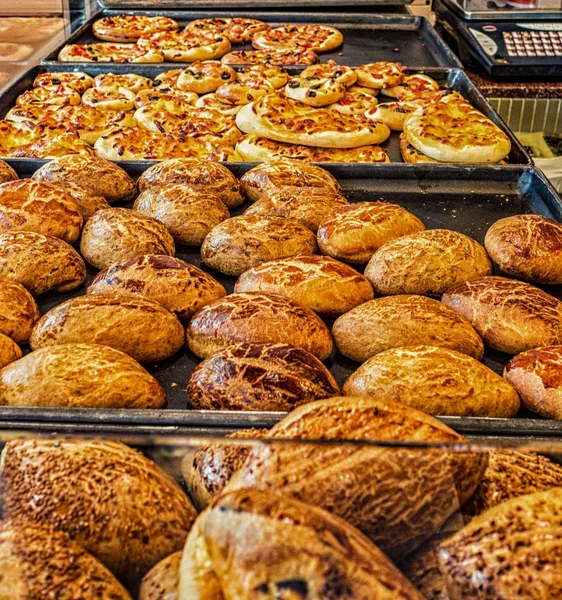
[0,65,531,166]
[43,12,462,69]
[3,159,562,437]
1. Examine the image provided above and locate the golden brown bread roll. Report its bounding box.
[400,537,450,600]
[333,295,484,363]
[179,489,426,600]
[317,202,425,264]
[140,551,180,600]
[0,159,18,184]
[0,439,197,585]
[0,277,39,343]
[188,342,339,411]
[0,519,131,600]
[32,155,136,203]
[0,179,82,243]
[88,255,226,320]
[365,229,492,296]
[187,292,334,360]
[0,333,22,368]
[485,214,562,284]
[133,184,230,246]
[136,158,243,208]
[0,343,166,409]
[234,254,374,316]
[442,276,562,354]
[201,216,318,276]
[80,208,175,271]
[342,345,519,417]
[438,488,562,599]
[52,181,111,222]
[225,396,487,559]
[29,293,184,364]
[0,231,86,296]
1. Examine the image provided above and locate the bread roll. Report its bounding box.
[225,396,487,559]
[400,537,449,600]
[365,229,492,296]
[52,181,110,222]
[317,202,425,264]
[80,208,175,270]
[136,158,243,208]
[0,231,86,296]
[234,254,374,316]
[0,333,22,368]
[442,276,562,354]
[32,155,136,203]
[333,295,484,362]
[0,277,39,343]
[343,345,519,417]
[30,293,184,363]
[179,489,425,600]
[0,343,166,409]
[0,179,82,243]
[133,184,230,245]
[140,551,180,600]
[0,439,197,585]
[485,214,562,284]
[187,292,333,360]
[0,159,17,184]
[201,216,317,276]
[88,255,226,320]
[188,342,339,410]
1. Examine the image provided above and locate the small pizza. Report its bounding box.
[93,73,153,93]
[33,72,94,94]
[381,73,440,99]
[365,100,423,131]
[16,85,81,107]
[0,43,33,62]
[355,62,405,89]
[176,61,237,94]
[221,48,318,66]
[81,86,137,111]
[134,88,198,109]
[238,64,288,89]
[58,43,163,63]
[252,25,343,53]
[327,89,378,115]
[184,18,269,44]
[399,133,439,163]
[92,15,179,43]
[215,80,275,106]
[285,76,346,107]
[5,103,59,124]
[0,17,65,43]
[138,31,231,63]
[301,61,357,88]
[195,93,243,116]
[236,134,389,163]
[151,69,182,90]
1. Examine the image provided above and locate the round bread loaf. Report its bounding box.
[234,254,374,316]
[0,277,39,343]
[0,179,82,243]
[80,208,175,270]
[485,214,562,284]
[29,293,184,363]
[0,343,166,409]
[187,292,334,360]
[32,155,136,203]
[0,519,131,600]
[0,231,86,296]
[201,215,317,276]
[188,342,339,411]
[0,159,17,184]
[140,551,180,600]
[180,489,425,600]
[365,229,492,296]
[136,158,243,208]
[0,333,22,368]
[225,396,487,560]
[51,181,110,223]
[333,295,484,362]
[317,202,425,264]
[133,184,230,245]
[88,255,226,320]
[442,276,562,354]
[399,538,449,600]
[342,345,519,417]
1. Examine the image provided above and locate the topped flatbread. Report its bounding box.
[221,48,318,66]
[399,133,439,163]
[252,25,343,53]
[92,15,179,43]
[184,18,269,44]
[33,72,93,94]
[134,88,198,109]
[301,61,357,88]
[93,72,153,93]
[284,76,346,107]
[81,86,137,111]
[177,61,237,94]
[327,89,379,115]
[153,69,183,90]
[58,43,163,63]
[215,80,275,105]
[381,73,440,99]
[16,85,81,107]
[355,62,405,89]
[195,93,243,115]
[238,64,288,89]
[138,31,231,63]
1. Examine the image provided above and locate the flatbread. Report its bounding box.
[215,80,275,105]
[195,93,243,115]
[58,43,163,63]
[81,86,137,111]
[33,72,93,94]
[176,61,237,94]
[301,61,357,87]
[238,65,288,89]
[285,76,346,107]
[184,18,269,43]
[327,89,379,115]
[355,62,405,89]
[138,31,231,62]
[92,15,179,43]
[153,69,183,90]
[93,73,153,93]
[252,25,343,53]
[16,85,81,107]
[399,132,439,163]
[365,100,423,131]
[221,48,318,66]
[134,88,198,109]
[381,73,440,99]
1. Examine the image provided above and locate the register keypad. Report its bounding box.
[503,30,562,57]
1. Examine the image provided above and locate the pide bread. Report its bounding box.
[236,64,288,90]
[140,552,181,600]
[184,17,269,44]
[188,342,339,411]
[201,215,318,276]
[0,343,166,409]
[186,292,334,360]
[442,276,562,354]
[0,278,39,344]
[52,182,110,222]
[365,100,422,131]
[137,31,231,63]
[301,60,357,87]
[215,80,275,106]
[80,208,175,270]
[284,76,346,107]
[317,201,426,264]
[0,160,18,184]
[177,61,237,94]
[0,334,22,369]
[33,71,94,94]
[88,255,226,320]
[93,72,153,93]
[58,43,164,63]
[400,132,440,163]
[16,85,81,107]
[29,293,184,364]
[342,345,519,417]
[81,86,136,111]
[235,254,374,316]
[221,48,319,66]
[333,295,484,362]
[355,62,405,89]
[364,229,492,296]
[381,73,440,99]
[92,15,179,43]
[252,25,343,53]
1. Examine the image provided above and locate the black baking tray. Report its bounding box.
[0,65,531,166]
[43,12,462,69]
[3,159,562,437]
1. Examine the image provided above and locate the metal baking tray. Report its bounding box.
[43,12,462,69]
[0,65,531,166]
[3,159,562,437]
